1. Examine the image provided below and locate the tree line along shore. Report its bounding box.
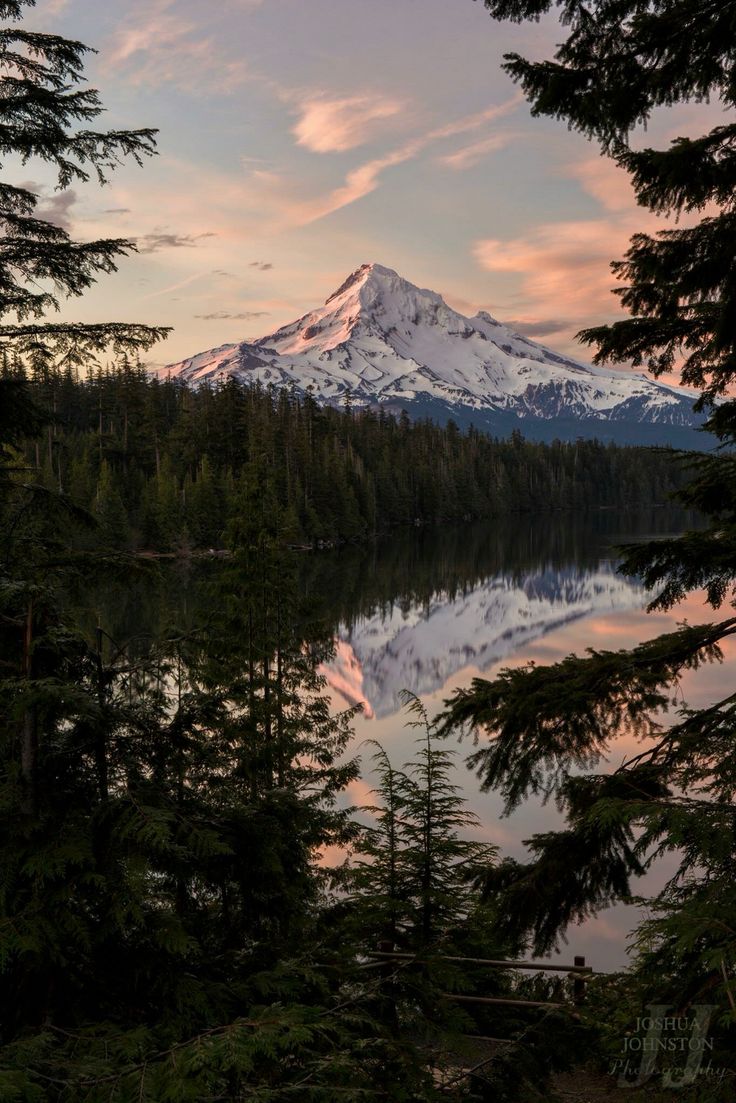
[5,362,694,553]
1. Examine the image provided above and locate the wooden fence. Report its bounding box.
[367,947,594,1010]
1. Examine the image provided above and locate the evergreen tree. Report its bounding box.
[398,693,498,948]
[349,741,407,950]
[345,699,573,1100]
[9,363,691,552]
[481,0,736,407]
[438,0,736,1056]
[0,0,168,365]
[94,458,129,547]
[0,0,170,839]
[348,698,503,966]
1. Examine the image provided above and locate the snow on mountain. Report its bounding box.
[321,562,644,719]
[159,262,701,442]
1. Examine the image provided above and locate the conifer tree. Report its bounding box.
[439,0,736,1029]
[348,741,407,949]
[399,693,498,948]
[0,0,168,365]
[481,0,736,408]
[348,697,499,954]
[0,0,170,834]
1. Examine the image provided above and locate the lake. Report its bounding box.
[71,507,717,974]
[314,508,713,973]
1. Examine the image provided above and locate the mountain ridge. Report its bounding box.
[159,263,705,447]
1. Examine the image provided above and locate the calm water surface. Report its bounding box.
[75,509,721,973]
[315,509,718,973]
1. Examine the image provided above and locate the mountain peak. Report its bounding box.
[260,262,450,356]
[323,262,411,307]
[323,263,374,305]
[160,262,702,446]
[472,309,501,328]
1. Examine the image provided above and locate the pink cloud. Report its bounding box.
[473,154,713,356]
[106,0,255,91]
[263,95,523,227]
[472,140,723,368]
[438,131,518,171]
[565,156,637,213]
[474,218,633,325]
[427,96,523,142]
[292,95,406,153]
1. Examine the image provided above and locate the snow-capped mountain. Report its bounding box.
[161,263,703,446]
[321,562,644,719]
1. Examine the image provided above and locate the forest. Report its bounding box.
[7,360,692,551]
[4,368,605,1101]
[2,0,736,1098]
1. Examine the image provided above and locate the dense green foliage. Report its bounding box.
[6,361,689,551]
[349,697,500,950]
[0,7,592,1098]
[0,3,394,1096]
[342,703,588,1101]
[3,457,583,1099]
[440,0,736,1093]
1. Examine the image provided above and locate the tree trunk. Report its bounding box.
[95,625,109,800]
[21,598,38,815]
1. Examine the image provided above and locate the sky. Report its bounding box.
[21,0,729,367]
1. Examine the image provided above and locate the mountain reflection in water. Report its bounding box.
[322,563,644,719]
[310,510,701,972]
[313,510,696,720]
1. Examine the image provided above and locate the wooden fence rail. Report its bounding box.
[368,948,595,1009]
[367,951,593,975]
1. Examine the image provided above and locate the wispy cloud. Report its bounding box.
[143,272,211,300]
[106,0,257,91]
[22,181,79,232]
[260,95,522,227]
[438,131,517,171]
[194,310,270,320]
[564,156,636,213]
[39,189,78,232]
[473,219,631,329]
[473,154,699,344]
[249,261,273,271]
[291,94,405,153]
[137,231,216,254]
